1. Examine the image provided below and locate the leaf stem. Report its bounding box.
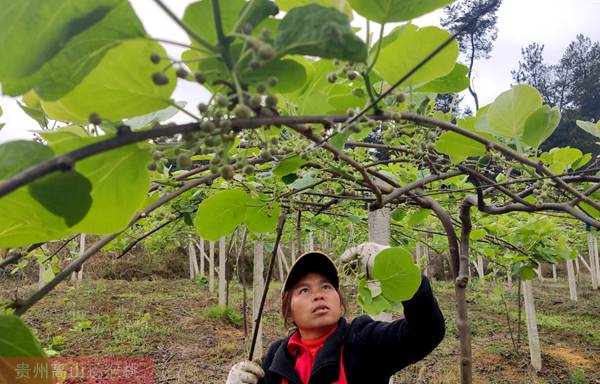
[211,0,235,71]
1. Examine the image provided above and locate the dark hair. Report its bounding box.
[281,278,348,327]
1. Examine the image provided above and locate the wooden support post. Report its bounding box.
[522,280,542,372]
[277,244,284,282]
[368,207,393,384]
[77,234,85,282]
[552,264,557,281]
[291,240,296,264]
[219,237,226,306]
[566,259,577,302]
[592,235,600,289]
[279,247,290,275]
[588,233,598,289]
[476,255,484,278]
[198,237,205,276]
[209,241,215,293]
[253,240,264,356]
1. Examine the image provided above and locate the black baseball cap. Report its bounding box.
[283,251,339,293]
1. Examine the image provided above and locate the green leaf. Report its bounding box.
[274,4,368,62]
[273,155,307,177]
[0,0,145,100]
[28,171,93,227]
[41,39,176,123]
[17,101,48,128]
[576,120,600,138]
[348,0,455,23]
[40,132,152,234]
[244,198,281,233]
[0,315,46,358]
[521,105,561,149]
[391,208,406,222]
[406,208,432,225]
[519,265,535,280]
[374,25,458,88]
[541,147,583,174]
[289,173,320,190]
[372,247,422,302]
[0,141,54,180]
[0,186,71,248]
[242,58,307,94]
[194,190,249,240]
[275,0,354,18]
[486,84,543,140]
[470,229,487,241]
[347,214,362,224]
[435,131,486,164]
[572,153,592,170]
[183,0,245,51]
[415,63,470,93]
[237,0,279,32]
[329,128,353,152]
[41,267,55,283]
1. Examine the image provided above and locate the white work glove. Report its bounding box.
[340,242,389,279]
[226,360,265,384]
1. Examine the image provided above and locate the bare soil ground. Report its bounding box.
[2,276,599,383]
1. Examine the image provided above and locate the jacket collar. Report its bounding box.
[269,318,348,384]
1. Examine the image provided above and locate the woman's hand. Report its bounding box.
[340,242,389,278]
[226,360,265,384]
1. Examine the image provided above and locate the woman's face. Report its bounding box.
[289,272,342,338]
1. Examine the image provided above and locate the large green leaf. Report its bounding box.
[486,84,543,140]
[372,247,422,302]
[521,105,561,149]
[28,171,93,227]
[406,208,432,225]
[0,315,46,356]
[540,147,583,174]
[0,189,72,248]
[435,131,486,164]
[0,0,145,100]
[415,63,469,93]
[0,315,50,383]
[275,0,353,18]
[245,198,281,233]
[194,190,249,240]
[348,0,455,23]
[0,141,53,179]
[374,25,458,88]
[40,132,152,234]
[576,120,600,138]
[41,39,176,123]
[274,4,368,62]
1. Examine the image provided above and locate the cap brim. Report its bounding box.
[283,251,339,293]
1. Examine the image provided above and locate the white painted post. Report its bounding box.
[198,237,205,276]
[38,263,45,289]
[279,247,290,275]
[368,207,393,384]
[522,280,542,372]
[588,233,598,289]
[507,268,512,284]
[291,241,296,264]
[566,259,577,302]
[253,240,264,356]
[552,264,557,281]
[307,232,314,251]
[592,235,600,289]
[476,255,484,278]
[209,240,215,293]
[219,237,226,306]
[277,244,284,282]
[77,234,85,282]
[575,256,580,276]
[188,241,194,280]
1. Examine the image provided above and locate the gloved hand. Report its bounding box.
[226,360,265,384]
[340,242,389,279]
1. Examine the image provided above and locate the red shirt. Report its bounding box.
[282,327,347,384]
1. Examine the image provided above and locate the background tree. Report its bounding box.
[512,35,600,156]
[441,0,502,110]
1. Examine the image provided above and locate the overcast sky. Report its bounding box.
[1,0,599,143]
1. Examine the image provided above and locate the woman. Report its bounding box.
[227,246,445,384]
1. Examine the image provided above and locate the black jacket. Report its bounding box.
[258,276,445,384]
